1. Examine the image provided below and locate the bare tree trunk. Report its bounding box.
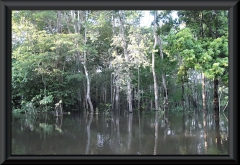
[218,86,226,112]
[83,51,94,114]
[83,11,94,114]
[158,35,168,111]
[162,73,168,105]
[152,11,159,111]
[111,73,113,104]
[112,84,115,107]
[127,81,133,112]
[77,10,81,33]
[83,82,88,111]
[57,11,61,33]
[118,11,132,113]
[64,11,71,34]
[71,10,77,33]
[111,13,120,111]
[115,76,120,110]
[193,71,198,110]
[182,83,185,114]
[137,67,141,110]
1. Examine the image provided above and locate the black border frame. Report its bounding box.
[0,0,239,164]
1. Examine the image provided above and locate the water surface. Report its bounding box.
[12,111,228,155]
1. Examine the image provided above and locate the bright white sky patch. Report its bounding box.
[140,10,178,27]
[140,11,153,27]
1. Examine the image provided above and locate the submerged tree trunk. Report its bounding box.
[83,11,94,114]
[213,78,219,125]
[152,11,159,111]
[115,110,121,151]
[203,115,208,153]
[202,73,208,153]
[202,73,207,147]
[202,72,207,127]
[215,118,222,153]
[153,111,159,155]
[114,75,120,110]
[127,113,133,150]
[85,113,93,154]
[138,107,142,153]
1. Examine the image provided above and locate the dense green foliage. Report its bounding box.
[12,10,228,115]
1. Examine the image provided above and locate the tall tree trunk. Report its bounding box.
[112,84,115,109]
[127,81,133,112]
[57,11,61,33]
[137,67,141,110]
[193,71,198,110]
[71,10,78,33]
[83,11,94,114]
[111,73,113,104]
[158,35,168,111]
[114,76,120,110]
[83,82,88,111]
[152,11,159,111]
[214,78,219,126]
[64,11,71,34]
[77,10,81,33]
[202,72,208,154]
[111,12,120,111]
[118,11,132,113]
[83,50,94,114]
[182,83,185,114]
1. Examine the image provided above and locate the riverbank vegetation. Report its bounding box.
[12,10,228,125]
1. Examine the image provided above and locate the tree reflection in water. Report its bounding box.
[12,111,228,155]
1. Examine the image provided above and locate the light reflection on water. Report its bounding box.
[12,111,228,155]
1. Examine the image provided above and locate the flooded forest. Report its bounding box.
[12,10,229,155]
